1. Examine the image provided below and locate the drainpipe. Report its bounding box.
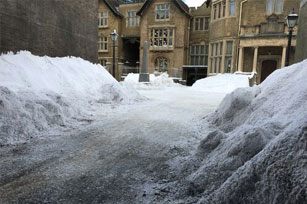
[187,16,191,65]
[236,0,248,72]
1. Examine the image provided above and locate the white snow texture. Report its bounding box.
[0,51,140,145]
[192,73,250,93]
[179,60,307,203]
[123,73,181,90]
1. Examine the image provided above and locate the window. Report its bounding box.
[225,41,233,73]
[195,17,210,31]
[213,2,225,20]
[127,11,139,27]
[229,0,236,16]
[156,4,170,20]
[155,57,168,72]
[266,0,283,14]
[99,59,107,66]
[98,12,108,27]
[213,5,217,20]
[210,42,224,73]
[190,45,209,66]
[205,17,210,30]
[150,28,174,48]
[223,1,226,17]
[98,36,108,51]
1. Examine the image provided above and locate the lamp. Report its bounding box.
[110,29,119,78]
[285,10,298,67]
[286,11,298,29]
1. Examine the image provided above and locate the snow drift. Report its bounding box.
[176,61,307,203]
[123,73,181,90]
[192,73,251,93]
[0,51,140,145]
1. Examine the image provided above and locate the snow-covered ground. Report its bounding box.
[0,51,141,145]
[1,51,306,203]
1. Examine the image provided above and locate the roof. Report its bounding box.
[137,0,191,17]
[104,0,123,18]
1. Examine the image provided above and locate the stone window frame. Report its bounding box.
[154,57,168,72]
[194,16,210,31]
[98,11,108,28]
[149,27,175,50]
[98,36,108,52]
[224,41,233,73]
[212,1,226,21]
[127,11,140,27]
[210,41,224,73]
[266,0,284,14]
[99,58,107,66]
[190,44,209,66]
[155,3,170,21]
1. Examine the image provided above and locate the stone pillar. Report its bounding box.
[221,40,227,73]
[118,62,124,81]
[208,43,212,75]
[225,0,230,17]
[238,47,244,72]
[252,47,258,73]
[281,46,287,68]
[139,41,150,82]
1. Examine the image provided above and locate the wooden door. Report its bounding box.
[261,60,277,82]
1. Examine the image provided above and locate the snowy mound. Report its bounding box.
[179,61,307,203]
[0,51,140,145]
[192,73,250,93]
[123,73,181,90]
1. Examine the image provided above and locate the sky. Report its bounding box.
[184,0,205,7]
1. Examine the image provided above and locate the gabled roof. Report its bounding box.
[137,0,191,17]
[104,0,123,18]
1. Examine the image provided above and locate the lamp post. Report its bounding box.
[285,10,298,66]
[110,30,119,78]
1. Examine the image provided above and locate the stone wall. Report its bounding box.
[0,0,98,63]
[295,0,307,62]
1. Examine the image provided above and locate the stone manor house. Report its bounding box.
[98,0,300,85]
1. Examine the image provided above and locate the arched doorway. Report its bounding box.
[261,60,277,82]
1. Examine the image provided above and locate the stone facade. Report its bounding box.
[98,0,123,78]
[98,0,301,84]
[0,0,98,63]
[295,0,307,62]
[138,0,191,78]
[208,0,300,84]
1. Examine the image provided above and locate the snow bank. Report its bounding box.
[192,73,250,93]
[0,51,140,145]
[176,61,307,203]
[122,73,181,90]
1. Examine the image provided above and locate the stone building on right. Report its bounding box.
[208,0,300,84]
[295,0,307,62]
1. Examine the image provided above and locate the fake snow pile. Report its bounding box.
[123,73,181,90]
[172,60,307,203]
[0,51,140,145]
[192,73,250,93]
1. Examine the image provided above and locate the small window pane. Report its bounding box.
[229,0,236,16]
